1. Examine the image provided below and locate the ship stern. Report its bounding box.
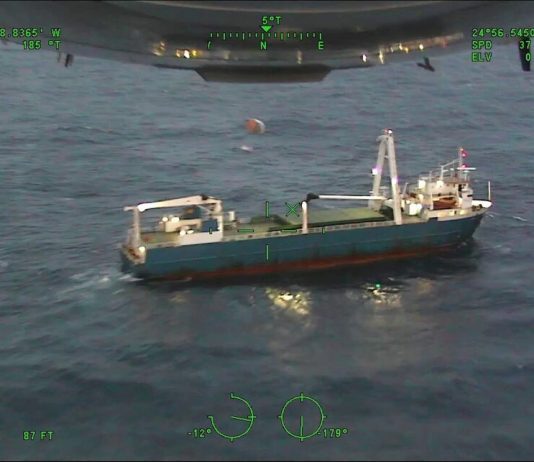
[119,244,147,278]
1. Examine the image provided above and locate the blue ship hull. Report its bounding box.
[120,214,484,281]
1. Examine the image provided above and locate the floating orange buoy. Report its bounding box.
[245,118,265,134]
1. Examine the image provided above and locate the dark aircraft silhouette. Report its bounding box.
[1,1,532,82]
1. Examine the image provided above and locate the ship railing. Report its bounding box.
[222,219,399,242]
[139,219,400,248]
[423,158,472,182]
[137,217,423,249]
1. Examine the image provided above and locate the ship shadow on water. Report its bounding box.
[140,238,483,294]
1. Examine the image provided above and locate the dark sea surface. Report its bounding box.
[1,43,533,461]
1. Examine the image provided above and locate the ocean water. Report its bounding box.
[1,44,533,461]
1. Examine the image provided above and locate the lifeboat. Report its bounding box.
[433,196,457,210]
[245,118,265,134]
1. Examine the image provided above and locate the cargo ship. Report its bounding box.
[120,130,492,280]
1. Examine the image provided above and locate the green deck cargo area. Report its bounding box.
[225,207,388,234]
[141,207,388,244]
[286,207,387,227]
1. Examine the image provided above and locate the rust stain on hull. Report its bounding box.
[155,244,457,282]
